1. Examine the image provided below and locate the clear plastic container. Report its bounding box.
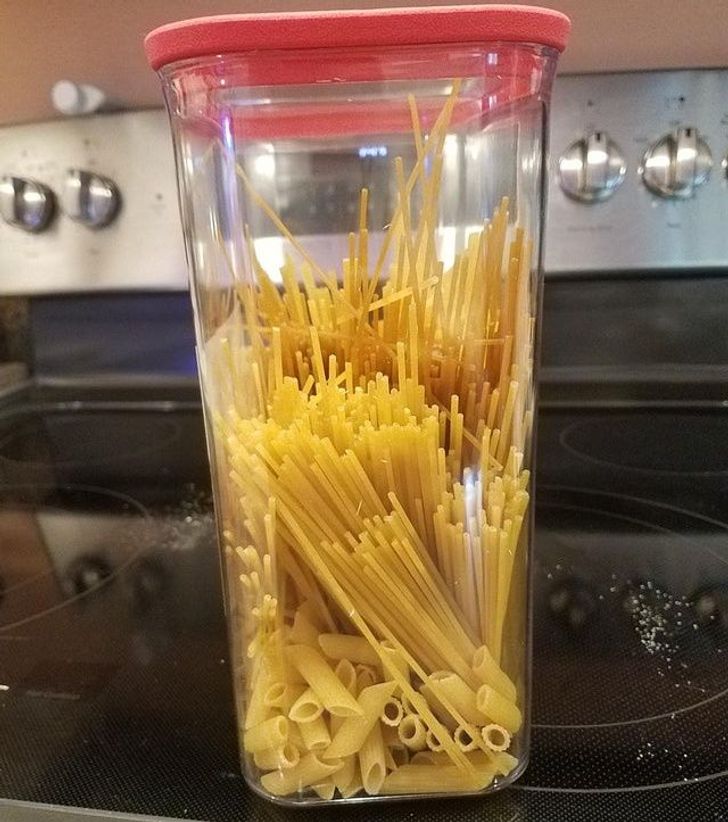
[146,5,569,805]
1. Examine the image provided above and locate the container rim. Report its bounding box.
[144,5,570,72]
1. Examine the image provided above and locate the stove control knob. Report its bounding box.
[640,126,712,198]
[61,168,120,228]
[558,131,626,202]
[0,176,55,232]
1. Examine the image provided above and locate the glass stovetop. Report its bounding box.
[1,388,727,822]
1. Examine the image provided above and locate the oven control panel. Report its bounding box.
[546,70,728,273]
[0,110,184,294]
[0,70,727,293]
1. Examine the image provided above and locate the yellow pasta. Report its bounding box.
[331,755,357,794]
[263,682,288,709]
[410,751,451,766]
[318,634,381,667]
[425,728,444,752]
[297,715,331,751]
[476,685,522,734]
[359,722,386,796]
[379,639,410,685]
[397,714,427,752]
[333,659,357,695]
[260,752,344,797]
[288,687,324,724]
[380,697,404,727]
[482,723,511,752]
[289,610,321,646]
[287,645,363,718]
[311,780,336,801]
[216,81,533,799]
[244,715,288,754]
[325,681,397,759]
[381,764,496,795]
[493,751,519,777]
[253,743,300,771]
[340,773,364,799]
[454,724,479,753]
[421,671,485,727]
[472,645,517,703]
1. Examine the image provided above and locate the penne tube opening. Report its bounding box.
[263,682,288,708]
[397,714,427,751]
[381,697,404,727]
[482,723,511,752]
[476,685,522,734]
[244,715,289,754]
[289,687,324,723]
[454,724,479,752]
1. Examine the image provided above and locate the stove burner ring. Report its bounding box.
[516,767,728,793]
[0,483,150,633]
[559,416,728,477]
[534,487,728,730]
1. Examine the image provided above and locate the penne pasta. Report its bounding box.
[260,752,344,797]
[397,714,427,752]
[421,671,485,727]
[472,645,517,702]
[297,715,331,751]
[289,610,320,646]
[331,755,356,793]
[454,724,479,752]
[263,682,288,709]
[482,723,511,752]
[325,681,397,758]
[410,750,451,766]
[493,751,519,777]
[245,662,275,730]
[287,645,363,718]
[380,697,404,727]
[359,722,386,795]
[340,773,364,799]
[244,715,288,754]
[355,666,378,691]
[379,639,410,685]
[253,743,300,771]
[319,633,381,667]
[476,685,522,734]
[333,658,357,695]
[381,763,496,795]
[311,779,336,800]
[425,728,444,752]
[288,687,324,724]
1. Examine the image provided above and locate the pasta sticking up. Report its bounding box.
[210,81,532,799]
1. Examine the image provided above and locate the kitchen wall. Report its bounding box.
[1,0,727,126]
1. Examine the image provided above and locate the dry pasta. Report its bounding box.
[209,81,533,799]
[326,681,397,759]
[298,716,332,751]
[319,634,381,667]
[397,714,427,752]
[260,753,344,797]
[288,687,324,724]
[359,722,387,795]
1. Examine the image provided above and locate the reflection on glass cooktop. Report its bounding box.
[0,399,727,822]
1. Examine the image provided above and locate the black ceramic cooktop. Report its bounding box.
[0,391,727,822]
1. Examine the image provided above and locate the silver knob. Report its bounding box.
[61,169,120,228]
[640,126,712,199]
[558,131,626,203]
[0,176,56,232]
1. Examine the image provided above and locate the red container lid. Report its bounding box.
[145,5,570,72]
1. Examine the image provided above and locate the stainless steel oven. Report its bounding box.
[1,70,727,822]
